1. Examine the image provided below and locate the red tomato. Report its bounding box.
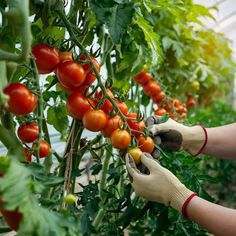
[82,110,108,132]
[128,147,142,164]
[17,123,39,143]
[59,82,87,94]
[95,89,114,114]
[66,92,95,120]
[152,91,165,104]
[186,97,196,108]
[56,61,86,88]
[32,140,50,158]
[154,108,167,116]
[24,148,32,162]
[110,129,131,149]
[143,81,161,97]
[4,83,38,115]
[0,207,22,231]
[133,72,152,86]
[138,136,154,153]
[115,100,128,115]
[32,44,60,74]
[80,54,100,86]
[101,115,123,137]
[126,113,146,137]
[59,51,73,62]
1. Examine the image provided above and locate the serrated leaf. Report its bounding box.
[133,14,162,66]
[47,104,69,135]
[92,1,134,43]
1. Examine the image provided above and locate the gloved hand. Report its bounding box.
[146,116,207,156]
[126,152,197,216]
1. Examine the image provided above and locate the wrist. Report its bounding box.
[181,193,198,219]
[183,125,207,156]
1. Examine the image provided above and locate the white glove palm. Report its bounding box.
[126,153,195,212]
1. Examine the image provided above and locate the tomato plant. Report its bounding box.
[0,0,235,235]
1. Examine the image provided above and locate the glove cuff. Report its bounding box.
[170,184,194,212]
[183,125,208,156]
[181,193,198,219]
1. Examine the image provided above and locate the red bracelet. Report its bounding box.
[181,193,198,220]
[194,126,208,156]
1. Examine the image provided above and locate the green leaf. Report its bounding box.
[47,104,69,135]
[92,1,134,44]
[132,14,162,66]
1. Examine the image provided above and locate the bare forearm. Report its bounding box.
[186,196,236,236]
[201,123,236,159]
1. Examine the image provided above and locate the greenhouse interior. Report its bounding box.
[0,0,236,235]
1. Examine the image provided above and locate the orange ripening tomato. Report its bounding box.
[115,100,128,115]
[32,140,51,158]
[143,81,161,97]
[17,123,39,143]
[133,72,152,86]
[56,61,86,88]
[154,108,167,116]
[66,92,95,120]
[32,44,60,74]
[4,83,38,115]
[110,129,131,150]
[138,136,154,153]
[82,109,108,132]
[59,51,73,62]
[126,113,146,137]
[128,147,142,165]
[152,91,165,104]
[102,115,123,137]
[79,54,100,87]
[95,88,114,114]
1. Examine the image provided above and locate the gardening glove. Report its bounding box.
[146,116,207,156]
[125,152,197,215]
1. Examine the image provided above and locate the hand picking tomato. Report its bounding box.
[102,115,123,137]
[143,81,161,97]
[138,136,154,153]
[17,123,39,143]
[128,147,142,165]
[115,100,128,115]
[95,88,114,114]
[110,129,131,149]
[82,109,108,132]
[133,72,152,86]
[4,83,38,115]
[66,92,95,120]
[32,44,60,74]
[32,140,50,158]
[59,51,73,62]
[56,61,86,88]
[79,54,100,86]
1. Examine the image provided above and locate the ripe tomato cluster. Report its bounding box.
[133,71,197,121]
[32,44,154,164]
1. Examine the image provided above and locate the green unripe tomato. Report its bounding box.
[64,194,77,205]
